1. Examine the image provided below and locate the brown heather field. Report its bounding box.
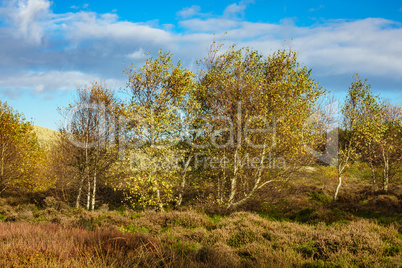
[0,168,401,268]
[0,209,400,267]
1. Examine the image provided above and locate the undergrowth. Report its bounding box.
[0,207,400,267]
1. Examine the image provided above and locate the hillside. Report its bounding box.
[33,125,58,148]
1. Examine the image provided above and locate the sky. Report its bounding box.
[0,0,401,130]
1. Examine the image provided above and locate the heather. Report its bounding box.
[0,183,400,267]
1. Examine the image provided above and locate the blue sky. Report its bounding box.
[0,0,401,129]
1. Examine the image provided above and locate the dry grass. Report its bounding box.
[0,162,400,267]
[0,208,400,267]
[33,125,58,148]
[0,222,173,267]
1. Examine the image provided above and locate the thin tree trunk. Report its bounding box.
[91,166,97,210]
[370,162,377,192]
[383,159,389,192]
[85,133,91,210]
[156,188,164,212]
[228,102,242,208]
[177,155,192,207]
[333,175,342,201]
[76,175,85,208]
[1,145,4,177]
[382,148,389,192]
[91,141,99,211]
[334,147,349,201]
[217,175,222,205]
[86,176,91,210]
[218,150,227,205]
[228,148,239,207]
[62,178,68,203]
[177,174,186,207]
[229,144,269,208]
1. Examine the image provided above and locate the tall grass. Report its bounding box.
[0,222,174,267]
[0,210,400,267]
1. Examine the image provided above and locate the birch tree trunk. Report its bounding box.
[228,144,276,209]
[85,132,91,210]
[1,145,5,177]
[91,141,99,211]
[177,155,192,207]
[228,148,239,207]
[91,166,97,210]
[75,175,85,208]
[370,162,377,192]
[382,149,389,192]
[334,151,349,201]
[156,188,165,212]
[86,176,91,210]
[333,175,342,201]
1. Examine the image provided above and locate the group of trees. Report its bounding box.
[0,42,400,210]
[109,44,326,210]
[0,101,51,195]
[335,76,402,200]
[53,83,121,210]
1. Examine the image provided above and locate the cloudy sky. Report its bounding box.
[0,0,401,129]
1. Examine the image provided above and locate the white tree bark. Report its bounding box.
[228,148,239,207]
[91,167,97,210]
[382,148,389,192]
[333,176,342,201]
[75,175,84,208]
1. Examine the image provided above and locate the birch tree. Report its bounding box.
[336,75,383,200]
[122,50,199,211]
[58,82,119,209]
[196,43,324,208]
[377,101,402,192]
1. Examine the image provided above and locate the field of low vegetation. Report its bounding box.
[0,166,401,267]
[1,42,401,267]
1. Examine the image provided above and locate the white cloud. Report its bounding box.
[70,3,89,10]
[179,18,241,32]
[126,48,146,60]
[291,19,402,77]
[64,12,173,45]
[223,3,246,18]
[176,5,201,18]
[180,17,402,83]
[223,0,254,18]
[0,71,123,94]
[309,5,325,12]
[8,0,51,44]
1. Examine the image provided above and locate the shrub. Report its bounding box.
[194,242,241,267]
[99,203,109,213]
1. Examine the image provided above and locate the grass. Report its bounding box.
[0,207,400,267]
[0,222,169,267]
[33,125,58,148]
[0,164,400,267]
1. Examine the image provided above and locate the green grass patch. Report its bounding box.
[121,224,150,234]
